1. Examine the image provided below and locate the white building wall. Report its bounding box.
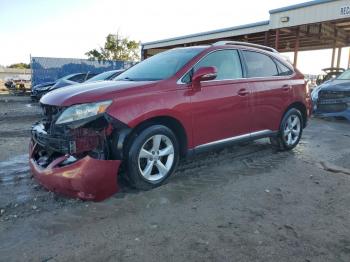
[270,0,350,29]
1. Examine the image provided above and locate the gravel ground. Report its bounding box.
[0,95,350,262]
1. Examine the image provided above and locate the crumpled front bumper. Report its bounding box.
[29,141,121,201]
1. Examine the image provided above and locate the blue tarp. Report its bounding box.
[31,57,132,86]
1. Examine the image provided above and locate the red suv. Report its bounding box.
[29,41,312,200]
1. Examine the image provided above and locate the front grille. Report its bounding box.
[319,90,350,99]
[41,104,62,119]
[40,104,65,131]
[33,130,71,153]
[318,103,347,113]
[41,104,64,122]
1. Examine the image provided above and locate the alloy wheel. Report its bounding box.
[138,134,175,181]
[283,115,301,146]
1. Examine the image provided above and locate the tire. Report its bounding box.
[125,125,179,190]
[270,108,303,151]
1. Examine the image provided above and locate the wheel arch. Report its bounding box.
[282,101,307,128]
[126,115,189,158]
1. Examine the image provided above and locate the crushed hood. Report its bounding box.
[319,79,350,92]
[312,79,350,101]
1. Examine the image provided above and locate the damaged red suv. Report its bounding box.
[29,41,312,200]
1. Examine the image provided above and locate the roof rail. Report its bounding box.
[212,41,278,53]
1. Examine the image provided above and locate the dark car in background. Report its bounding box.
[316,67,345,85]
[312,69,350,120]
[31,72,96,101]
[85,69,125,83]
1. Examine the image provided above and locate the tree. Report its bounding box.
[8,63,30,69]
[86,33,140,62]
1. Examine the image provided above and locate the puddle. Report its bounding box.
[0,154,35,205]
[0,154,30,185]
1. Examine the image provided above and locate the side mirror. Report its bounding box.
[192,66,217,89]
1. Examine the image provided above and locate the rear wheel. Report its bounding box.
[270,108,303,151]
[125,125,179,190]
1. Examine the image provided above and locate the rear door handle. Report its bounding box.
[238,88,250,96]
[282,84,291,91]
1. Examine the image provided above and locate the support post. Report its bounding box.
[336,47,342,68]
[331,48,336,67]
[318,24,322,40]
[331,29,337,67]
[293,27,300,67]
[264,31,270,46]
[141,48,145,60]
[275,29,280,51]
[348,49,350,69]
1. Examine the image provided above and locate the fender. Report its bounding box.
[106,88,194,148]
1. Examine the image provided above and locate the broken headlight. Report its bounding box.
[55,100,112,124]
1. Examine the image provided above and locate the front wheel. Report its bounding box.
[125,125,179,190]
[270,108,303,151]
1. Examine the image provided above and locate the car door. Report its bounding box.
[241,50,294,132]
[188,49,252,148]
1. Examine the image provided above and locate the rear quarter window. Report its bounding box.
[243,50,278,78]
[274,59,294,76]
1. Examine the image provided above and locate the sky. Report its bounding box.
[0,0,348,74]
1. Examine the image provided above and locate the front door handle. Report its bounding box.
[238,88,249,96]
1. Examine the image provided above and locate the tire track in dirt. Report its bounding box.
[0,154,30,185]
[0,114,40,122]
[0,130,31,138]
[169,144,289,194]
[0,101,41,122]
[117,140,291,204]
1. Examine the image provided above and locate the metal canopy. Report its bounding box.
[142,0,350,67]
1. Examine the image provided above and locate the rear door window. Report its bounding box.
[243,51,278,78]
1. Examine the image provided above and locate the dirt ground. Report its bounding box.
[0,95,350,262]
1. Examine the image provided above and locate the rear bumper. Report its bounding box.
[29,141,121,201]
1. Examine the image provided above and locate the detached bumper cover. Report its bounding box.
[29,142,121,201]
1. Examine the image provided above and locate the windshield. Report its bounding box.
[60,73,77,80]
[86,70,116,82]
[115,47,205,81]
[337,70,350,80]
